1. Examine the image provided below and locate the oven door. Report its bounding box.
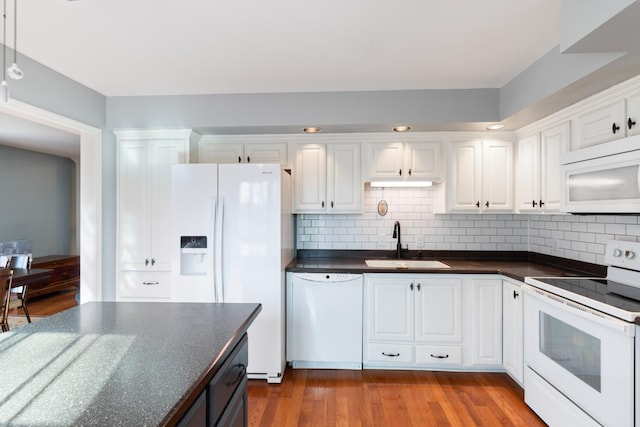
[523,285,635,427]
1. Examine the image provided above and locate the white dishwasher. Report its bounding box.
[289,273,363,369]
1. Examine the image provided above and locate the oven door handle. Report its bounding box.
[523,284,636,336]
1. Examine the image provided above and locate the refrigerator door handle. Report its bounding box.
[214,197,225,302]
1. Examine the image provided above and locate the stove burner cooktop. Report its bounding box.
[529,277,640,321]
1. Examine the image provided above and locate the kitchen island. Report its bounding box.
[0,301,261,426]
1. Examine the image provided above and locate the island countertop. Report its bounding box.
[0,301,261,426]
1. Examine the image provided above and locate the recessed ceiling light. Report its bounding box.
[393,125,412,132]
[486,124,506,130]
[303,127,321,133]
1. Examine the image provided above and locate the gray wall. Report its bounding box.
[0,145,75,257]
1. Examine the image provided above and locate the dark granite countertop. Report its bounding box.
[286,250,607,282]
[0,301,261,426]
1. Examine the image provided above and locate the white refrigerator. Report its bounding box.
[171,163,294,383]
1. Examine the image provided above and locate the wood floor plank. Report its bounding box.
[248,369,547,427]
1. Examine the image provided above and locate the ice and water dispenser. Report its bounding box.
[180,236,207,275]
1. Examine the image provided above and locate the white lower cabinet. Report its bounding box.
[364,274,503,371]
[364,275,464,368]
[502,279,524,384]
[470,278,503,366]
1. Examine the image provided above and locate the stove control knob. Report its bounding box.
[614,248,623,257]
[625,250,636,259]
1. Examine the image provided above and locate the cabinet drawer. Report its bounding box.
[415,345,462,365]
[209,334,248,423]
[365,343,413,363]
[118,271,171,299]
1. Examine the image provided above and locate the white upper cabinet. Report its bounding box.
[436,139,513,213]
[367,141,442,182]
[115,129,192,300]
[199,137,288,166]
[481,140,514,211]
[626,89,640,136]
[571,99,626,150]
[516,122,568,213]
[293,142,362,214]
[570,88,640,154]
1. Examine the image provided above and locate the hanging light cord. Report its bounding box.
[2,0,7,82]
[11,0,15,64]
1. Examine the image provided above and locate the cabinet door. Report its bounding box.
[366,277,414,342]
[415,278,462,343]
[503,280,524,384]
[626,90,640,136]
[515,134,541,212]
[149,140,187,271]
[245,142,288,165]
[327,143,361,213]
[471,279,502,366]
[482,140,513,212]
[405,142,442,181]
[368,142,404,180]
[199,141,245,163]
[293,144,327,213]
[540,122,569,212]
[571,99,626,150]
[118,140,149,271]
[448,141,482,211]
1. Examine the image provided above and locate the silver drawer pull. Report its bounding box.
[381,352,400,357]
[142,281,159,285]
[430,354,449,359]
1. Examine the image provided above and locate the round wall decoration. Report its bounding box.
[377,200,388,216]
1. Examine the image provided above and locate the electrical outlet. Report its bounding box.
[416,234,424,249]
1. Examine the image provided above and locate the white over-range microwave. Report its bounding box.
[561,134,640,213]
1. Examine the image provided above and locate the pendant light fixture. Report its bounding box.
[6,0,21,79]
[1,0,9,103]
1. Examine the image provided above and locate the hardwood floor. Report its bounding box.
[11,291,545,426]
[8,287,78,317]
[248,369,546,427]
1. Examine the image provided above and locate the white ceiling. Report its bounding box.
[1,0,562,156]
[19,0,561,96]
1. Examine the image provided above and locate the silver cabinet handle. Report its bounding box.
[142,281,159,286]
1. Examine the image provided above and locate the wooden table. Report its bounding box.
[11,268,52,289]
[5,268,52,326]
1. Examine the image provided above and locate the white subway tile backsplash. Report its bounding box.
[296,187,640,265]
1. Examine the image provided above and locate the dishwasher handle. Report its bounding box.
[292,273,362,283]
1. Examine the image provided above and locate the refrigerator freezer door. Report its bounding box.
[219,163,283,380]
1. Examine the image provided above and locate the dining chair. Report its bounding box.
[0,268,15,332]
[5,255,32,323]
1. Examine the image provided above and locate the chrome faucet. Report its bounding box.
[392,221,402,258]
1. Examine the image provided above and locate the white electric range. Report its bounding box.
[524,240,640,427]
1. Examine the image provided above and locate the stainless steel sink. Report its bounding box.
[365,259,451,269]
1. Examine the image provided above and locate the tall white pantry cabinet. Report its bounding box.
[115,130,197,301]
